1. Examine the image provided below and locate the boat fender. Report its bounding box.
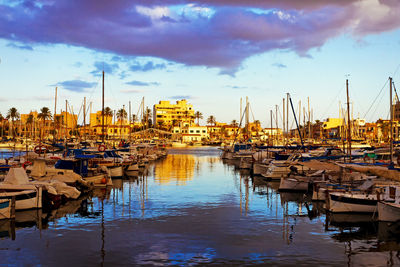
[22,161,32,169]
[98,144,106,152]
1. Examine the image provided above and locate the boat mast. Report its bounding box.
[102,70,105,143]
[54,87,57,142]
[283,98,285,142]
[83,97,86,142]
[129,101,132,142]
[390,77,393,164]
[286,93,289,140]
[65,100,68,140]
[270,110,273,146]
[346,79,352,162]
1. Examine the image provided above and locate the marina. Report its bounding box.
[0,147,399,266]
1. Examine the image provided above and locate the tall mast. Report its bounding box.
[275,105,278,142]
[102,70,105,143]
[308,97,311,139]
[283,98,285,140]
[240,98,242,123]
[270,110,273,146]
[346,79,352,162]
[390,77,393,164]
[65,100,68,139]
[298,100,301,140]
[286,93,289,139]
[83,97,86,142]
[245,96,249,133]
[129,101,132,142]
[54,87,57,142]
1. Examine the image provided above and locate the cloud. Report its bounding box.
[272,63,287,68]
[1,0,400,73]
[170,95,192,100]
[120,89,144,93]
[56,80,97,92]
[129,61,166,72]
[90,61,119,76]
[225,85,247,89]
[126,80,160,86]
[73,61,82,67]
[6,42,33,51]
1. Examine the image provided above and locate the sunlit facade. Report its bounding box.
[153,100,195,129]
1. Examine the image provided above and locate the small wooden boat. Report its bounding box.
[378,202,400,222]
[0,198,14,219]
[0,188,42,210]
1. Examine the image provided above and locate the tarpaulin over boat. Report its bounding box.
[3,167,30,185]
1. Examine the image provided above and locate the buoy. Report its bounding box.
[101,177,107,184]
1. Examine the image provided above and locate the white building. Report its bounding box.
[173,126,209,142]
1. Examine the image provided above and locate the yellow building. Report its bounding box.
[322,118,343,130]
[153,99,195,129]
[89,111,113,127]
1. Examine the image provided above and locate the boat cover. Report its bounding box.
[3,167,30,185]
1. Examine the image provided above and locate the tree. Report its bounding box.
[231,120,238,127]
[116,109,127,121]
[38,107,52,139]
[7,107,20,139]
[207,115,216,126]
[104,107,113,118]
[195,111,203,125]
[26,114,34,138]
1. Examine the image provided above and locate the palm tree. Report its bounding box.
[207,115,216,126]
[0,113,4,138]
[144,107,152,128]
[38,107,52,139]
[116,108,127,122]
[101,107,113,139]
[195,111,203,125]
[26,114,34,138]
[231,120,238,127]
[7,107,20,139]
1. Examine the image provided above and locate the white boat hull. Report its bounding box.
[0,188,42,210]
[378,202,400,222]
[108,166,123,178]
[328,192,377,213]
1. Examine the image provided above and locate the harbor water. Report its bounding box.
[0,147,399,266]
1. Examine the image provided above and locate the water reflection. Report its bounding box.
[1,148,400,266]
[154,154,196,185]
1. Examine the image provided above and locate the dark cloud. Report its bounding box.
[6,42,33,51]
[129,61,166,72]
[126,80,160,86]
[0,0,399,73]
[56,80,97,92]
[90,61,119,76]
[272,63,287,68]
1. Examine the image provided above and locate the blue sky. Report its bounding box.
[0,0,400,128]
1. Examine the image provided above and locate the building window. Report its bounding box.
[202,130,206,133]
[190,130,194,133]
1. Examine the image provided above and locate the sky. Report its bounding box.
[0,0,400,128]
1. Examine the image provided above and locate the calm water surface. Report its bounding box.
[1,147,399,266]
